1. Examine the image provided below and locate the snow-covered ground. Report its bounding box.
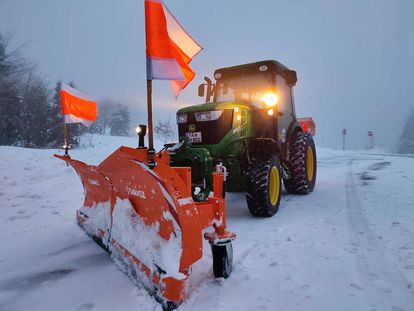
[1,135,413,311]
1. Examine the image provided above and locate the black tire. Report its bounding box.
[284,131,317,194]
[162,301,178,311]
[245,155,282,217]
[212,242,233,279]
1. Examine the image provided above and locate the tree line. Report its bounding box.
[0,34,131,149]
[398,108,414,154]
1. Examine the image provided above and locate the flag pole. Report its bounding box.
[63,123,69,155]
[61,89,70,157]
[62,122,70,166]
[146,79,155,168]
[146,79,154,149]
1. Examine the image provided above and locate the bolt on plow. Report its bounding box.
[55,145,236,310]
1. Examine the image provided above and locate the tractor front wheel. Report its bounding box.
[246,155,282,217]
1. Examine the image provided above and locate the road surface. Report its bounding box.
[1,143,413,311]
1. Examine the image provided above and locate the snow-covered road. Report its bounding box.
[1,138,413,311]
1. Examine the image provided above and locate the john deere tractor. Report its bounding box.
[171,60,317,217]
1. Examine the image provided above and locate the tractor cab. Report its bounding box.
[204,60,297,107]
[177,60,298,149]
[209,60,298,141]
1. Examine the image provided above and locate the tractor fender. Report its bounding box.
[286,121,304,142]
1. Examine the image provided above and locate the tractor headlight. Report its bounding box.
[261,92,279,107]
[176,113,188,124]
[195,110,223,122]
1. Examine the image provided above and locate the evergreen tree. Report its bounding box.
[0,34,53,148]
[88,119,103,135]
[397,108,414,154]
[110,104,131,136]
[47,81,65,147]
[0,33,88,148]
[0,35,24,145]
[0,80,21,145]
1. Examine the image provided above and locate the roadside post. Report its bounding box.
[368,131,374,150]
[342,129,347,150]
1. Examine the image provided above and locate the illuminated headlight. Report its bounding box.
[176,113,188,124]
[261,92,279,107]
[136,124,147,135]
[195,110,223,122]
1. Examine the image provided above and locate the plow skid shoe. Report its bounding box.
[55,147,235,309]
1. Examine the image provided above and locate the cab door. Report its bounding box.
[276,74,294,145]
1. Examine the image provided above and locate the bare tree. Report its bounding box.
[154,118,175,144]
[19,71,50,147]
[97,99,116,135]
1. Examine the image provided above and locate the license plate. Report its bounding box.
[186,132,202,143]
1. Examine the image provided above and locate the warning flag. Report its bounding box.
[145,0,202,98]
[60,83,97,127]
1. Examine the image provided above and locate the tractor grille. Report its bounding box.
[178,110,233,145]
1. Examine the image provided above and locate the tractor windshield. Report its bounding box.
[215,73,274,106]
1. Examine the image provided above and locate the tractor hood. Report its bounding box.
[177,101,253,114]
[176,101,255,147]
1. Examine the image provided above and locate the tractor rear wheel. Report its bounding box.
[284,131,317,194]
[246,155,282,217]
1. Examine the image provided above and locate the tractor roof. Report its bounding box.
[214,60,297,86]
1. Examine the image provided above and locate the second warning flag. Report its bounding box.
[60,83,97,127]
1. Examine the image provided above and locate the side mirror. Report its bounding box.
[198,83,205,97]
[199,76,215,102]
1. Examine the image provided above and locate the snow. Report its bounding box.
[178,197,194,206]
[110,198,184,279]
[78,201,111,242]
[1,136,414,311]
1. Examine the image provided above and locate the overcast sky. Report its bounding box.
[1,0,413,150]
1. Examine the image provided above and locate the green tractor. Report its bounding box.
[170,60,317,217]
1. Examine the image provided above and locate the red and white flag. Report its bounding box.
[145,0,202,98]
[60,83,98,127]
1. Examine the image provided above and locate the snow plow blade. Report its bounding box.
[55,146,235,310]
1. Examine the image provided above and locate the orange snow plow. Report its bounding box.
[55,145,235,310]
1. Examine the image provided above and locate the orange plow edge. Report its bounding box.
[55,146,236,310]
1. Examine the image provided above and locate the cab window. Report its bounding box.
[276,74,293,117]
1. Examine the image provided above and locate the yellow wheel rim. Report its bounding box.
[307,146,314,182]
[269,166,280,205]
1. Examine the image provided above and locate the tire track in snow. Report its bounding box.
[346,158,414,310]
